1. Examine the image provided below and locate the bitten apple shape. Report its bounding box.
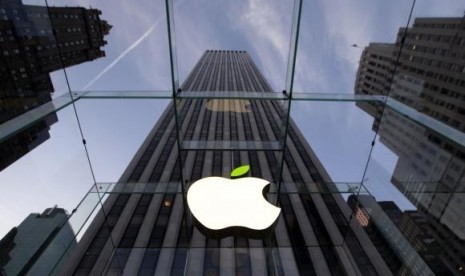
[205,99,251,113]
[187,176,281,233]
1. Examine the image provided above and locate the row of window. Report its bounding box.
[185,51,271,92]
[414,22,463,29]
[411,31,465,46]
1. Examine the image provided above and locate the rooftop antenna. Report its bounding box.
[45,205,58,216]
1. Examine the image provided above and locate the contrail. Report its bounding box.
[81,12,166,90]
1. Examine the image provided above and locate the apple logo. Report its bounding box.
[187,165,281,239]
[205,99,251,113]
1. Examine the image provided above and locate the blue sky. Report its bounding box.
[1,0,463,237]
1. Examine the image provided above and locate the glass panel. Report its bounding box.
[74,99,170,182]
[46,0,172,92]
[0,103,94,235]
[0,104,95,275]
[284,0,302,94]
[3,0,464,274]
[173,2,293,92]
[47,187,102,275]
[390,1,465,117]
[92,182,182,195]
[278,185,355,248]
[175,98,287,151]
[361,2,465,273]
[106,248,277,275]
[0,0,72,104]
[0,1,99,274]
[292,93,386,102]
[349,190,436,275]
[366,105,464,203]
[82,177,359,255]
[100,246,367,275]
[290,101,376,183]
[80,90,172,99]
[182,140,282,151]
[166,0,179,93]
[364,109,465,274]
[0,0,74,164]
[294,0,415,94]
[0,93,76,143]
[386,98,465,147]
[178,91,286,100]
[92,182,363,195]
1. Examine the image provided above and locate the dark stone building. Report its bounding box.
[348,195,451,275]
[60,50,412,275]
[0,206,76,275]
[0,0,110,171]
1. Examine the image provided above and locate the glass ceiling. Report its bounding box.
[1,0,464,274]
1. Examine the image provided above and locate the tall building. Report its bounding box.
[347,195,450,275]
[0,206,76,276]
[0,0,111,171]
[55,50,431,275]
[354,16,465,275]
[371,108,465,275]
[347,195,404,274]
[355,16,465,132]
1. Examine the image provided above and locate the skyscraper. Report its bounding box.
[354,16,465,274]
[347,195,450,275]
[0,0,111,171]
[355,16,465,132]
[0,206,76,276]
[60,50,404,275]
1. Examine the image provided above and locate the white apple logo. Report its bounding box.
[187,166,281,238]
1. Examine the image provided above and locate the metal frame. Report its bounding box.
[1,0,463,274]
[2,92,463,149]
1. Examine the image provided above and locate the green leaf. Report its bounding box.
[230,165,250,178]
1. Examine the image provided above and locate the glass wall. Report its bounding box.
[1,0,464,275]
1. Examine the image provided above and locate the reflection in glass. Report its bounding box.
[0,206,76,275]
[205,99,251,113]
[355,17,465,133]
[348,194,449,275]
[355,14,465,275]
[2,0,465,275]
[0,0,110,171]
[56,48,383,275]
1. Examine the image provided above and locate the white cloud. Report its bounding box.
[232,0,292,90]
[240,0,289,59]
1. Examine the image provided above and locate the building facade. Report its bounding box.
[58,50,407,275]
[0,0,111,171]
[0,206,75,276]
[348,195,451,275]
[355,16,465,132]
[354,16,465,275]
